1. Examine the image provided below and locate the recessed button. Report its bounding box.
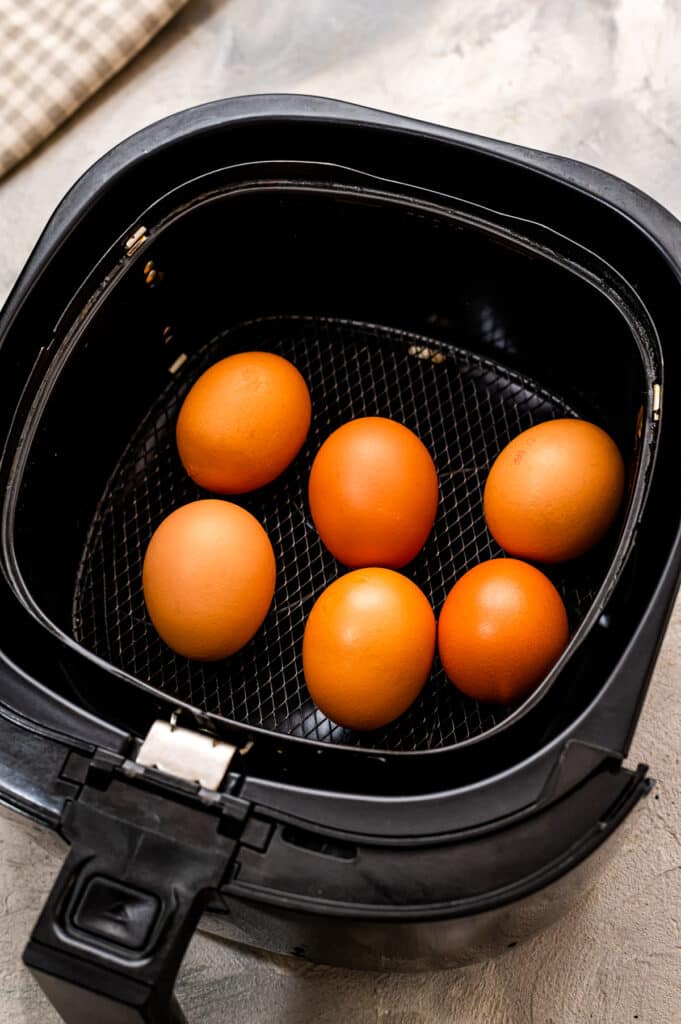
[72,877,159,950]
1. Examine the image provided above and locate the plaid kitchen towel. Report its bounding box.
[0,0,189,179]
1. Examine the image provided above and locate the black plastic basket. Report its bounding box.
[1,97,680,1024]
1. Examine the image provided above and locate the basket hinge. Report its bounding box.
[136,720,237,792]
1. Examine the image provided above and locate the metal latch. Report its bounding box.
[137,720,236,791]
[125,225,148,256]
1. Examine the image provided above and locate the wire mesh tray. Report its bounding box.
[73,316,604,752]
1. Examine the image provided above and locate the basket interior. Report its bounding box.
[6,182,650,754]
[72,315,607,751]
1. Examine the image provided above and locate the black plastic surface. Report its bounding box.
[0,706,92,827]
[25,776,245,1024]
[72,878,160,950]
[229,763,651,916]
[214,765,651,970]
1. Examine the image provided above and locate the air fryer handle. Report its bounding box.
[23,783,243,1024]
[24,850,199,1024]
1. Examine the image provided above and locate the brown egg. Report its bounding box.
[438,558,569,704]
[308,417,439,568]
[484,419,625,563]
[303,568,436,730]
[142,499,275,659]
[176,351,311,494]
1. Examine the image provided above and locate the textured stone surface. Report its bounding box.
[1,1,681,1020]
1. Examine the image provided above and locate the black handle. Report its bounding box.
[23,776,245,1023]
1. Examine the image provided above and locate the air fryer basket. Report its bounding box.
[74,317,602,751]
[3,99,681,1024]
[2,166,658,757]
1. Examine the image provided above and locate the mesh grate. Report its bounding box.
[73,317,604,752]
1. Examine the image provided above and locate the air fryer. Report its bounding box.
[0,96,680,1024]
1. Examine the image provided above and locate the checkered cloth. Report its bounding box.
[0,0,189,179]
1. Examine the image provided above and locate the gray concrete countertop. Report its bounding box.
[1,2,680,1021]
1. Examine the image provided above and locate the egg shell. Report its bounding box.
[438,558,569,703]
[303,567,436,730]
[308,417,439,568]
[142,499,276,660]
[484,418,625,563]
[176,351,311,494]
